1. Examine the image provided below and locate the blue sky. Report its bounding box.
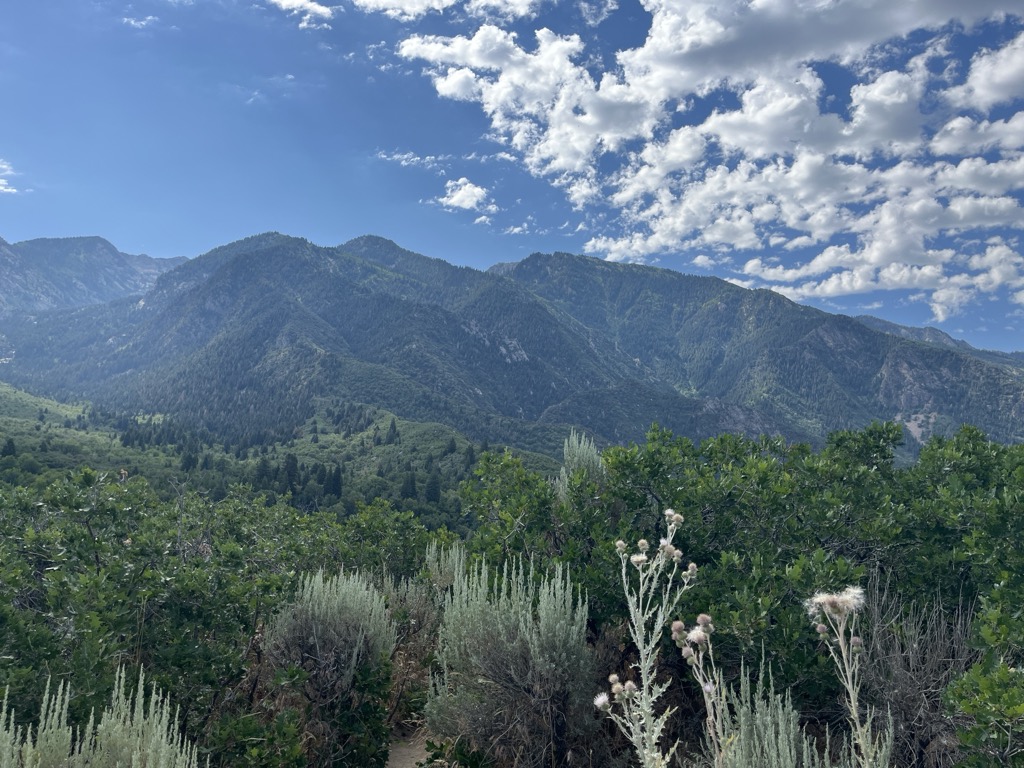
[2,1,1023,351]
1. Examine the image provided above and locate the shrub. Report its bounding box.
[261,569,397,767]
[714,666,852,768]
[0,666,203,767]
[860,578,976,767]
[426,559,593,767]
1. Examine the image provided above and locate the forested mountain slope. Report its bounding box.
[0,235,184,312]
[1,232,1022,454]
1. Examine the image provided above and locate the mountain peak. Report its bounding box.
[0,236,179,312]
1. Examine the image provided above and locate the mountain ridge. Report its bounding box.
[1,232,1022,455]
[0,235,185,313]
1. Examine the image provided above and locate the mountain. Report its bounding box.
[855,314,1024,371]
[1,232,1022,456]
[0,236,186,313]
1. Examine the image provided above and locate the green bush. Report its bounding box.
[259,569,397,767]
[426,560,594,767]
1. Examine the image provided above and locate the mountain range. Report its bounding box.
[0,235,185,313]
[1,232,1022,456]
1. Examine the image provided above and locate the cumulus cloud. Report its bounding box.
[946,31,1024,112]
[437,177,499,212]
[384,0,1024,321]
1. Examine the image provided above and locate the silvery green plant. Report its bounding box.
[709,665,853,768]
[264,568,397,767]
[554,428,605,504]
[595,509,698,768]
[0,667,204,768]
[806,586,892,768]
[427,558,593,768]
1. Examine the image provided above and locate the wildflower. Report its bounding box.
[608,673,620,685]
[687,562,698,576]
[702,682,715,694]
[851,636,863,652]
[680,646,694,660]
[623,681,637,696]
[672,513,684,524]
[664,508,676,520]
[671,620,685,644]
[630,553,648,567]
[637,539,650,552]
[615,540,627,553]
[594,692,611,711]
[686,627,709,646]
[612,682,624,696]
[816,623,829,635]
[696,613,713,628]
[805,585,865,621]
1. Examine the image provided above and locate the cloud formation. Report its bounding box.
[391,1,1024,321]
[265,0,335,28]
[122,15,159,28]
[0,159,18,194]
[437,177,498,212]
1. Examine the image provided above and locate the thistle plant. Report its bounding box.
[673,613,729,767]
[806,586,892,768]
[595,509,698,768]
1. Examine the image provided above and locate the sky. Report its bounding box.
[1,1,1023,351]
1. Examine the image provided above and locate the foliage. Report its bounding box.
[248,569,397,768]
[713,667,851,768]
[947,660,1024,766]
[553,428,604,504]
[0,666,204,767]
[0,471,351,749]
[426,560,594,768]
[1,418,1024,765]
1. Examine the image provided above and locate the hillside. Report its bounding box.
[1,232,1023,455]
[0,235,186,313]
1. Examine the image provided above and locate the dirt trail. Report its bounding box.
[387,733,429,768]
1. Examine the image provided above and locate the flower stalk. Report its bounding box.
[597,509,698,768]
[806,586,891,768]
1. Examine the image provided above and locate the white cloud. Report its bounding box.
[350,0,540,20]
[122,16,159,28]
[376,150,452,172]
[437,177,499,212]
[0,159,18,194]
[350,0,456,20]
[930,112,1024,155]
[946,31,1024,112]
[578,0,617,26]
[265,0,335,28]
[387,0,1023,320]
